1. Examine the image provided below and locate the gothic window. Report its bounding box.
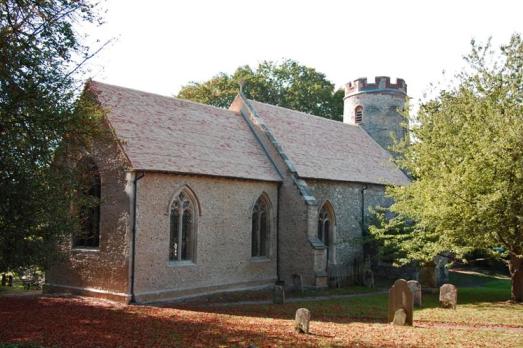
[74,157,101,248]
[355,106,363,123]
[169,190,196,262]
[318,202,335,246]
[251,194,270,257]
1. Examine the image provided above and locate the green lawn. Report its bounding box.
[0,281,28,296]
[214,270,522,324]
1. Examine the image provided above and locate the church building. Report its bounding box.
[45,76,410,303]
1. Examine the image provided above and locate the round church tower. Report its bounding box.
[343,76,407,152]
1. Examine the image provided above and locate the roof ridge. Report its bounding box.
[247,98,360,128]
[89,80,240,116]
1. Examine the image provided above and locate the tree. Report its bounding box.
[369,34,523,302]
[0,1,104,272]
[178,59,345,120]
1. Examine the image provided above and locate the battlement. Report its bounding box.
[345,76,407,97]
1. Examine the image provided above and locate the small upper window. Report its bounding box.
[74,157,101,248]
[355,106,363,124]
[251,194,270,257]
[169,190,197,262]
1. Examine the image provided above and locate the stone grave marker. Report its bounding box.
[294,308,310,334]
[7,275,13,287]
[273,284,285,304]
[407,280,422,307]
[439,283,457,309]
[1,274,6,287]
[388,279,413,325]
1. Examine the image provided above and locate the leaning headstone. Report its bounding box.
[273,284,285,304]
[1,274,6,287]
[439,283,457,309]
[407,280,422,307]
[388,279,413,325]
[7,275,13,287]
[294,308,311,334]
[392,308,407,326]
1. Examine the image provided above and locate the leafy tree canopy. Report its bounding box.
[178,59,344,120]
[0,0,104,272]
[369,34,523,301]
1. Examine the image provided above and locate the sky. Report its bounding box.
[86,0,523,106]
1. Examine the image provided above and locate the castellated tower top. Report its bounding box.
[344,76,407,97]
[343,76,408,154]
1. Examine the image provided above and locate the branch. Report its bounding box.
[64,39,113,79]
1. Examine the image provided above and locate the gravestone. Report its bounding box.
[388,279,413,325]
[439,283,457,309]
[434,255,450,286]
[7,275,13,287]
[273,284,285,304]
[392,308,407,326]
[419,263,437,288]
[292,274,303,293]
[407,280,422,307]
[294,308,311,334]
[1,274,6,287]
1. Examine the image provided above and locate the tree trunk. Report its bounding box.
[509,254,523,302]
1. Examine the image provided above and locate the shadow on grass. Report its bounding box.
[1,296,340,348]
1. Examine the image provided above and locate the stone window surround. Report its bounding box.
[167,185,200,265]
[317,200,337,265]
[250,192,273,261]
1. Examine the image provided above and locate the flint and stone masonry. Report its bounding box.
[45,77,409,303]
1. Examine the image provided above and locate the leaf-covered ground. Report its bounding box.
[1,271,522,347]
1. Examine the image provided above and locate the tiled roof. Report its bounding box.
[88,81,281,182]
[248,100,410,186]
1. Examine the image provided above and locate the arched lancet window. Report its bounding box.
[318,205,331,246]
[355,105,363,124]
[251,194,270,257]
[169,190,197,262]
[318,201,336,264]
[74,157,101,248]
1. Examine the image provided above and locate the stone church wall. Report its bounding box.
[307,180,390,278]
[133,173,278,303]
[45,137,132,303]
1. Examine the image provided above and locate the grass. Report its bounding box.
[1,269,522,347]
[293,285,376,298]
[0,281,28,295]
[209,270,520,323]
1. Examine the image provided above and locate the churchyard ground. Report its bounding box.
[0,270,522,347]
